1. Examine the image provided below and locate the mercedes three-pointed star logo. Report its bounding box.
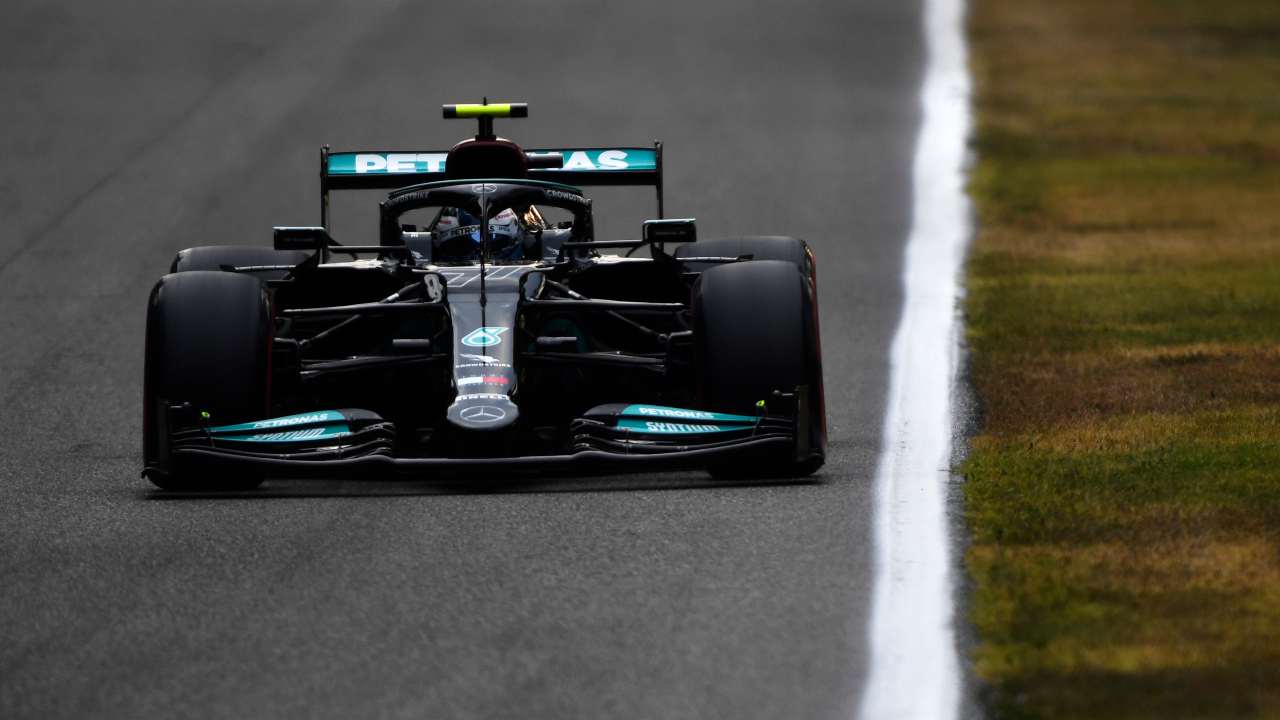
[460,405,506,424]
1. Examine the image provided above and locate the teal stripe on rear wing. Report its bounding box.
[318,143,664,226]
[323,146,659,188]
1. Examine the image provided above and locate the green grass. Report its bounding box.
[964,0,1280,716]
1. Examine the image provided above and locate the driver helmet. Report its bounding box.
[432,207,527,262]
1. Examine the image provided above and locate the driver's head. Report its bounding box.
[432,207,527,263]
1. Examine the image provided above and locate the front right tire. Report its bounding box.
[693,259,826,478]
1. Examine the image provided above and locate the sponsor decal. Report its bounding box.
[219,424,352,443]
[471,183,497,194]
[544,188,585,204]
[353,152,446,174]
[252,412,335,429]
[436,225,477,243]
[457,376,510,386]
[562,149,630,170]
[455,362,513,370]
[209,410,344,434]
[460,405,506,424]
[643,421,722,434]
[458,353,499,364]
[246,427,345,442]
[456,393,509,401]
[461,326,509,347]
[633,406,715,420]
[615,416,746,434]
[329,149,656,177]
[621,404,758,424]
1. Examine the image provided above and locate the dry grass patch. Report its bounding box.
[973,348,1280,439]
[972,539,1280,719]
[965,0,1280,716]
[1029,405,1280,455]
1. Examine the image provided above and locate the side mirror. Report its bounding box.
[642,218,696,245]
[273,226,332,252]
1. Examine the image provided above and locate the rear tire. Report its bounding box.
[143,271,273,491]
[693,260,826,479]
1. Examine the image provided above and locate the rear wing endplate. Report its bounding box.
[319,143,664,227]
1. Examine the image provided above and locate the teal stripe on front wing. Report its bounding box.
[616,419,740,434]
[215,424,352,443]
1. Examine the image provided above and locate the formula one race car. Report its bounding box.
[143,102,825,490]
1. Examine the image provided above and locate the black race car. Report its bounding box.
[143,102,825,490]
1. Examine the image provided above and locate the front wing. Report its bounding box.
[152,393,818,480]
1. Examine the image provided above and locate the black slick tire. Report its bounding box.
[693,259,826,479]
[143,271,273,491]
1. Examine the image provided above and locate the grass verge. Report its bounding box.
[964,0,1280,716]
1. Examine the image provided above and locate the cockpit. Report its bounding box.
[381,180,592,266]
[421,206,540,264]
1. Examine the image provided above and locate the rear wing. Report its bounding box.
[319,142,664,227]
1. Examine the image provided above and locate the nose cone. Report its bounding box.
[447,395,519,431]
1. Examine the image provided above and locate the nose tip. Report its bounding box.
[446,396,519,431]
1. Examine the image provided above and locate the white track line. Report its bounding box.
[857,0,971,716]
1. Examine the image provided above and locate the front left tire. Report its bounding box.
[143,271,273,491]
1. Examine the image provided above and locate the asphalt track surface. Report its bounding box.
[0,2,925,717]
